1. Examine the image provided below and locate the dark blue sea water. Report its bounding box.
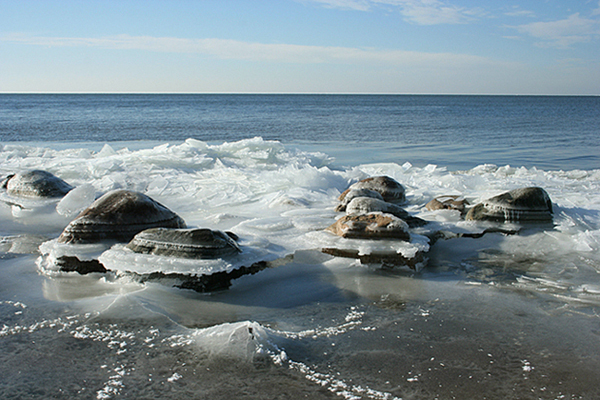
[1,94,598,170]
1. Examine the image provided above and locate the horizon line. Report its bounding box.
[1,92,598,96]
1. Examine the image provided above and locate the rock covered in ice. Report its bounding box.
[465,187,553,223]
[425,195,469,214]
[345,197,427,227]
[125,228,241,259]
[326,213,410,241]
[335,188,383,212]
[2,170,73,198]
[58,189,186,244]
[339,176,406,204]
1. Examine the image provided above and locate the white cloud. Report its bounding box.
[509,12,600,48]
[593,1,600,16]
[305,0,485,24]
[1,33,502,68]
[300,0,371,11]
[504,9,535,18]
[379,0,485,25]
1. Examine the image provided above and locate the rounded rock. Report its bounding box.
[126,228,241,259]
[335,188,384,212]
[326,213,410,241]
[339,176,406,204]
[58,189,186,244]
[346,197,427,227]
[465,187,553,222]
[4,170,73,198]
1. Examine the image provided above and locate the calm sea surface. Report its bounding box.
[1,94,598,170]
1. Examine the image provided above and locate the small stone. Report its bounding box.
[425,195,469,214]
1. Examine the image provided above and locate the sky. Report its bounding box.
[1,0,599,94]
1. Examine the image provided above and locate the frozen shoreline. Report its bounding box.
[1,138,600,399]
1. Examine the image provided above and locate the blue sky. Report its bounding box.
[1,0,599,94]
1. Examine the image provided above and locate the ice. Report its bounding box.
[98,240,273,276]
[56,183,97,217]
[0,138,597,281]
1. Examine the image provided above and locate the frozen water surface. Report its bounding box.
[1,138,600,399]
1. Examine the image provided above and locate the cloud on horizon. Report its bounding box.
[2,33,506,69]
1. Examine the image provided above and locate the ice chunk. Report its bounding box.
[56,184,96,217]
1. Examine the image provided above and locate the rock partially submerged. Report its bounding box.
[58,189,186,244]
[2,170,73,199]
[326,213,410,241]
[321,247,426,270]
[339,176,406,204]
[425,195,469,214]
[134,261,269,292]
[126,228,241,259]
[346,197,427,228]
[465,187,553,223]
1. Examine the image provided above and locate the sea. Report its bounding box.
[1,94,599,400]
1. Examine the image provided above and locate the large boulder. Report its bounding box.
[126,228,241,259]
[346,197,427,227]
[3,170,73,198]
[58,189,186,244]
[339,176,406,204]
[326,213,410,241]
[465,187,553,223]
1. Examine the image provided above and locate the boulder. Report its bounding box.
[3,170,73,198]
[58,189,186,244]
[339,176,406,204]
[425,195,469,214]
[326,213,410,241]
[335,188,383,212]
[465,187,553,223]
[346,197,427,227]
[126,228,241,259]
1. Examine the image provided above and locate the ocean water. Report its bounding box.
[1,94,600,399]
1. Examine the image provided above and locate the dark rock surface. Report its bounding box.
[465,187,553,222]
[125,228,241,259]
[339,176,406,204]
[58,189,186,244]
[3,170,73,198]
